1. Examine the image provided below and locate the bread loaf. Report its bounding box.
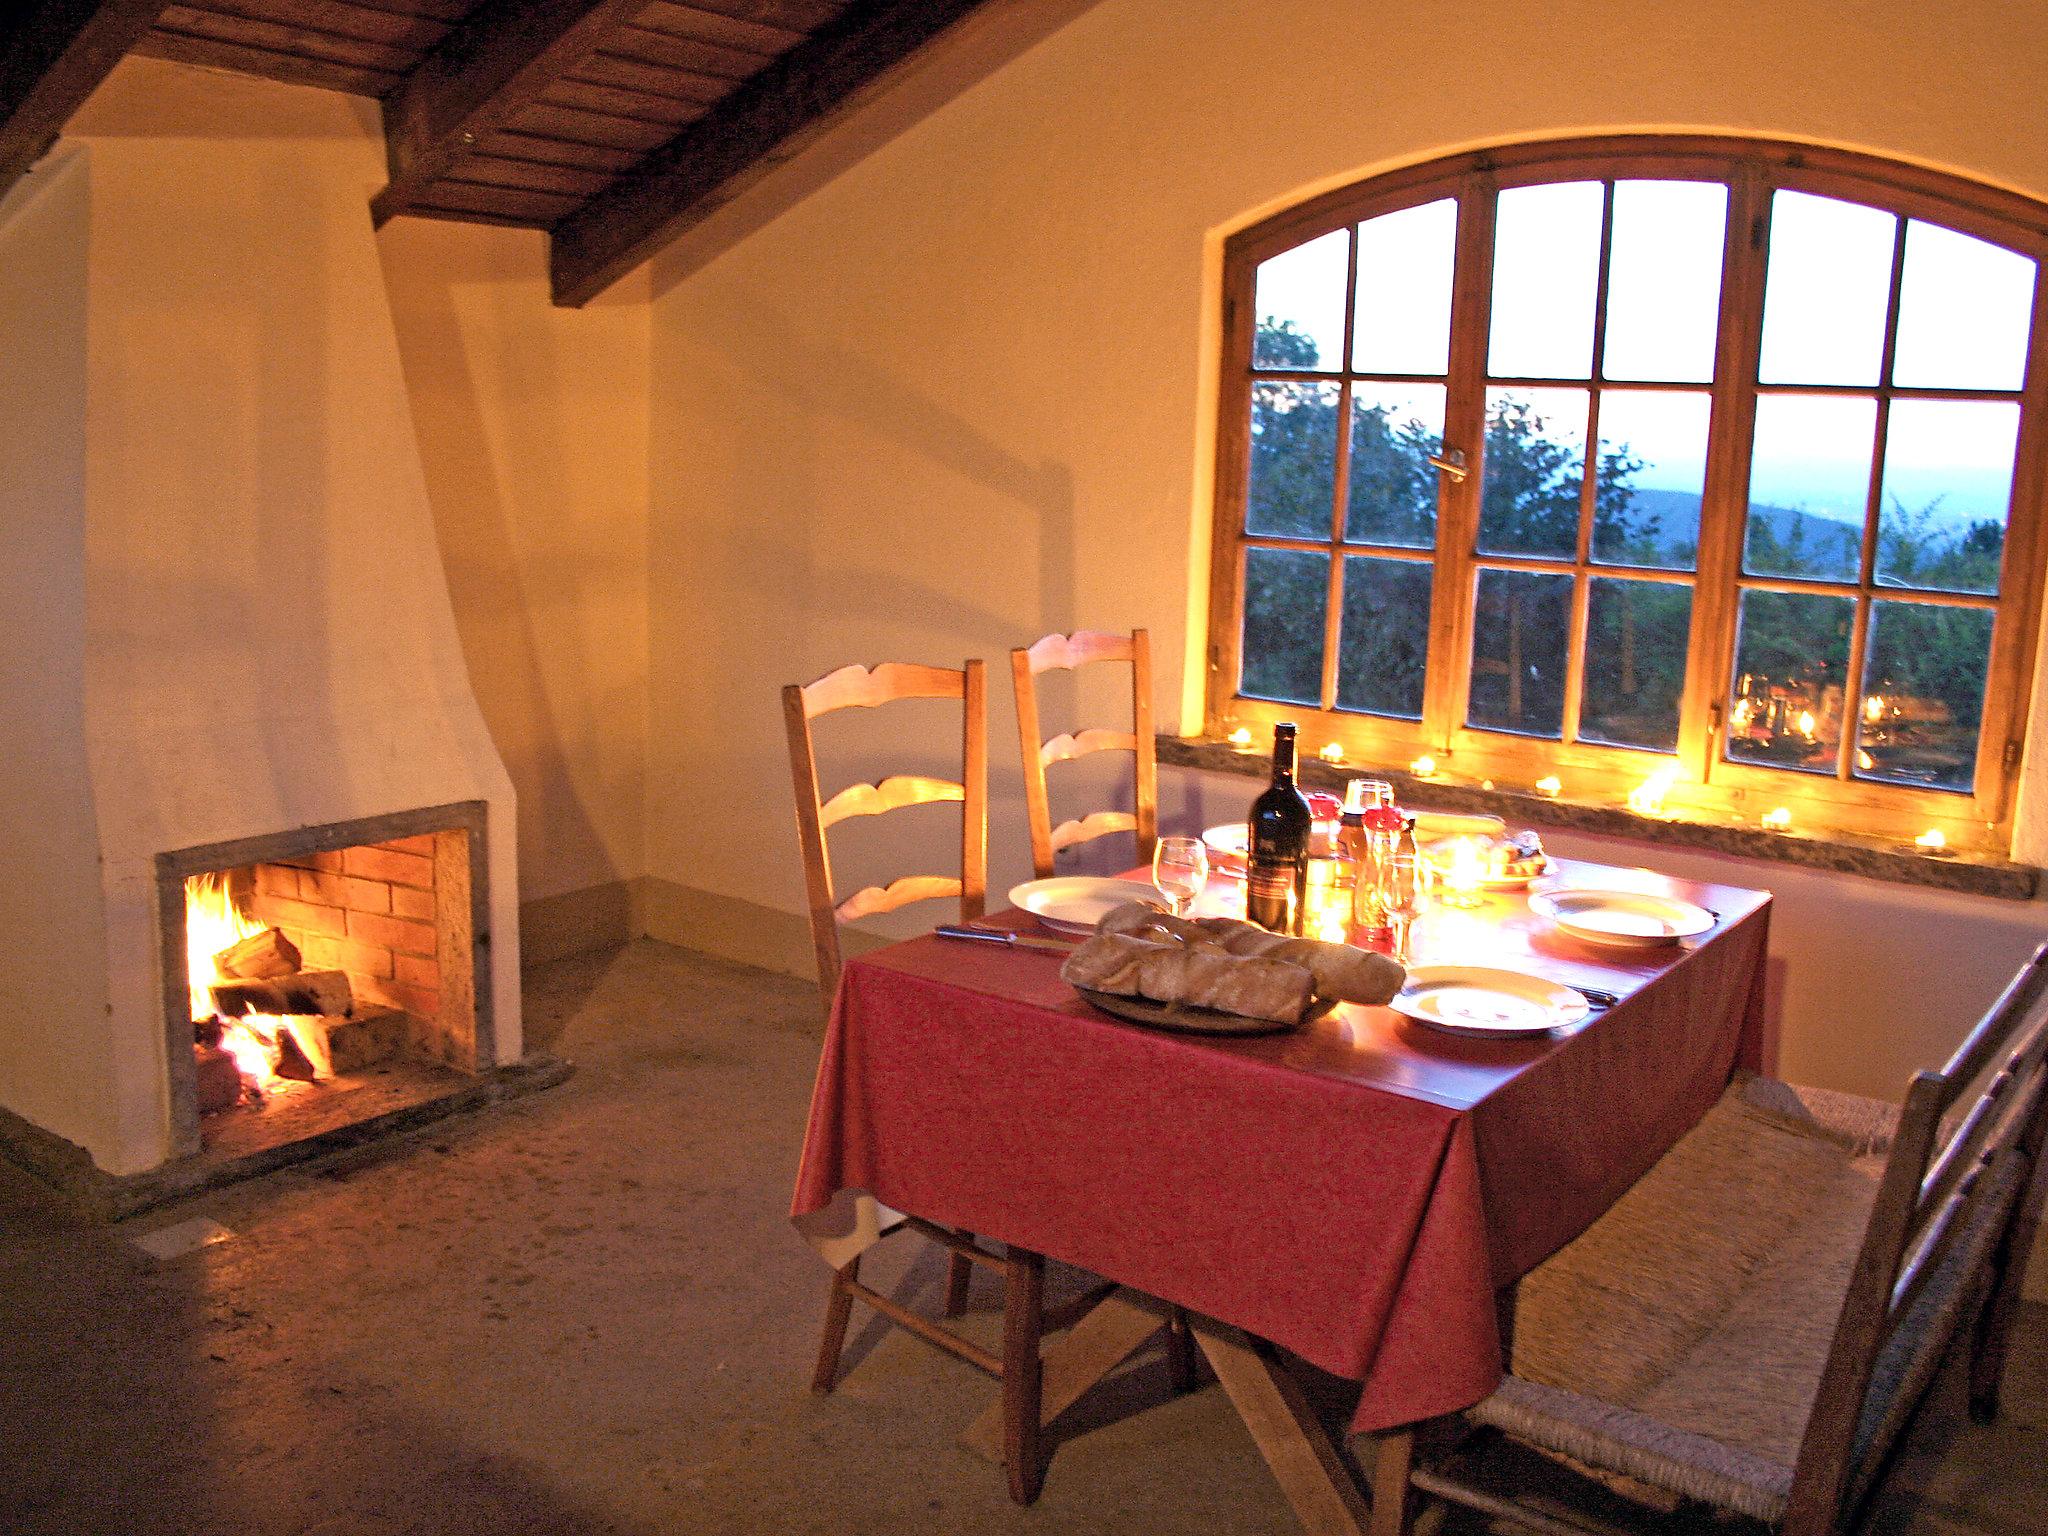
[1192,917,1405,1006]
[1062,932,1314,1024]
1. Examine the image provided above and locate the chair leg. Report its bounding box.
[1166,1305,1199,1393]
[1970,1155,2048,1421]
[1368,1429,1416,1536]
[811,1256,861,1394]
[1002,1246,1047,1505]
[944,1237,974,1318]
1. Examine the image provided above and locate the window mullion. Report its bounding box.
[1684,165,1770,787]
[1424,176,1496,751]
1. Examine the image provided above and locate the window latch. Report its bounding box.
[1427,448,1469,482]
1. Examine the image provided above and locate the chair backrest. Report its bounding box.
[782,659,987,1005]
[1782,941,2048,1535]
[1011,629,1157,881]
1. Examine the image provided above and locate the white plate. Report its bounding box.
[1528,887,1715,947]
[1391,965,1590,1037]
[1201,822,1249,859]
[1009,876,1164,935]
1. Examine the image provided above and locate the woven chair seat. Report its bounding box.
[1469,1075,1898,1522]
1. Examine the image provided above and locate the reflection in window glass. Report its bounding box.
[1488,182,1604,379]
[1468,568,1573,737]
[1594,391,1709,570]
[1242,548,1328,705]
[1857,601,1994,791]
[1744,394,1876,582]
[1253,228,1349,370]
[1347,385,1444,547]
[1758,192,1896,386]
[1582,578,1692,752]
[1893,220,2036,391]
[1726,589,1853,774]
[1603,181,1727,383]
[1355,199,1457,375]
[1479,389,1587,559]
[1876,399,2016,595]
[1337,556,1431,719]
[1247,381,1339,538]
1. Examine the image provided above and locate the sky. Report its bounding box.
[1254,183,2036,531]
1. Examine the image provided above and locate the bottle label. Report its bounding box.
[1246,858,1300,932]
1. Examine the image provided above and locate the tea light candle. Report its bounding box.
[1318,741,1347,766]
[1227,726,1254,753]
[1409,754,1438,779]
[1915,828,1948,852]
[1438,837,1486,909]
[1534,775,1563,799]
[1762,806,1793,832]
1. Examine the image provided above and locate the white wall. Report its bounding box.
[642,0,2048,1281]
[0,150,117,1161]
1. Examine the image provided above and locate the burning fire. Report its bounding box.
[186,873,283,1088]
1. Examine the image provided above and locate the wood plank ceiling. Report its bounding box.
[1,0,994,304]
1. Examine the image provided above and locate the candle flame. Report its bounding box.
[1534,775,1562,798]
[1318,741,1347,765]
[1915,828,1947,851]
[1410,754,1437,778]
[1762,806,1792,832]
[1227,726,1254,751]
[1628,762,1682,817]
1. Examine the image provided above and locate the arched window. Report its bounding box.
[1207,138,2048,851]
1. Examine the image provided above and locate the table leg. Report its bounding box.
[959,1288,1165,1463]
[1189,1317,1374,1536]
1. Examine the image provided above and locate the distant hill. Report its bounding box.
[1615,485,1861,568]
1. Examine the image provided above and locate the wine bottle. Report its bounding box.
[1246,723,1312,934]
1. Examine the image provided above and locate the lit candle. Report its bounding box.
[1628,762,1681,818]
[1915,828,1948,852]
[1409,754,1438,779]
[1318,741,1347,766]
[1762,806,1792,832]
[1227,726,1254,752]
[1534,775,1563,799]
[1439,837,1486,908]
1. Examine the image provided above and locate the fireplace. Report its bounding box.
[161,804,493,1162]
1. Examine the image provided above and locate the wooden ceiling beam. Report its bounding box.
[371,0,646,227]
[547,0,993,308]
[0,1,169,199]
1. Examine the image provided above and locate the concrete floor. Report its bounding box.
[1,938,2041,1535]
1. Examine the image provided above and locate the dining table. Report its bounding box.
[791,855,1772,1535]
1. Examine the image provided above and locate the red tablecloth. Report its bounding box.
[792,860,1770,1433]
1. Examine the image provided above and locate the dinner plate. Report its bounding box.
[1391,965,1590,1037]
[1009,876,1164,935]
[1074,986,1335,1036]
[1528,887,1715,948]
[1201,821,1249,859]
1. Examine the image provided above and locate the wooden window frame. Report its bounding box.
[1206,136,2048,852]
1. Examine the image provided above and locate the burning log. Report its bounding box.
[213,927,301,980]
[210,970,353,1019]
[194,1044,243,1114]
[282,1007,408,1077]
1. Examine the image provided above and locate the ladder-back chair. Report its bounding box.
[1399,941,2048,1536]
[782,658,1053,1504]
[1011,628,1158,880]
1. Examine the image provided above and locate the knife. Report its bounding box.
[934,924,1078,954]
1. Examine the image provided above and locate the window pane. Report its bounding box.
[1856,600,1993,792]
[1594,391,1708,570]
[1758,192,1896,386]
[1468,568,1572,738]
[1603,180,1727,383]
[1479,389,1586,559]
[1336,556,1431,719]
[1581,578,1692,752]
[1876,399,2017,595]
[1726,589,1853,774]
[1488,182,1604,379]
[1253,228,1348,370]
[1347,384,1444,547]
[1241,548,1328,705]
[1247,381,1340,538]
[1743,394,1875,581]
[1355,199,1456,375]
[1893,220,2036,391]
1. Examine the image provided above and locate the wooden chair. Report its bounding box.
[782,658,1053,1503]
[1012,628,1158,880]
[1394,942,2048,1536]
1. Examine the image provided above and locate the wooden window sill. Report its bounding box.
[1159,735,2041,902]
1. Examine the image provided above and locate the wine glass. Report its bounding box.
[1152,836,1209,917]
[1381,850,1426,962]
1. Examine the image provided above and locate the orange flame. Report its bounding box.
[186,872,282,1088]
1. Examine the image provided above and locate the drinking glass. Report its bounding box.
[1382,850,1426,962]
[1152,836,1209,917]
